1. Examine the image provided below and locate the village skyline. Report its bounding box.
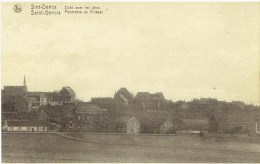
[2,75,259,106]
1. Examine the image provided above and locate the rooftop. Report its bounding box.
[5,120,48,127]
[76,102,107,114]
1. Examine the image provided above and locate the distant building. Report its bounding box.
[209,111,256,136]
[2,80,28,109]
[3,86,28,97]
[59,86,76,102]
[134,116,166,134]
[176,118,209,134]
[50,92,64,106]
[2,120,48,132]
[158,115,209,134]
[135,92,166,110]
[49,87,76,106]
[2,76,42,114]
[91,97,115,109]
[28,92,52,106]
[114,88,134,106]
[74,102,108,132]
[109,116,140,133]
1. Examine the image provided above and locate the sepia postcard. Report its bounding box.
[1,2,260,163]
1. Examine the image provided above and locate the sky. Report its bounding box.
[2,3,259,105]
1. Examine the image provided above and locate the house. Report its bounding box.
[110,116,140,133]
[28,92,52,106]
[210,111,256,136]
[135,92,166,110]
[114,88,134,106]
[48,87,76,105]
[74,102,108,132]
[2,120,48,132]
[59,86,76,103]
[49,92,64,106]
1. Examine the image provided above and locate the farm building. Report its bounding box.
[109,116,140,133]
[159,116,209,134]
[74,102,108,132]
[209,111,256,136]
[176,118,209,134]
[2,120,48,132]
[138,117,167,134]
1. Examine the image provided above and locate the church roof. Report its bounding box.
[3,86,27,96]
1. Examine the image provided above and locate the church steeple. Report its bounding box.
[23,75,26,87]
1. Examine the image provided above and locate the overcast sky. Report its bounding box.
[2,3,259,105]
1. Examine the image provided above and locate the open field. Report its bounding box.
[2,133,260,163]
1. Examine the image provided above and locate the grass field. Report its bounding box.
[2,133,260,163]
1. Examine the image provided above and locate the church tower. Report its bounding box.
[22,75,28,92]
[23,75,26,87]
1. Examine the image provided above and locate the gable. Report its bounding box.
[59,87,75,97]
[128,117,140,125]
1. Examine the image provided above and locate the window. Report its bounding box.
[78,115,80,120]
